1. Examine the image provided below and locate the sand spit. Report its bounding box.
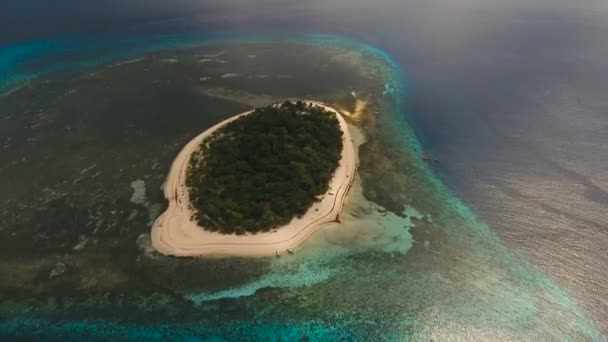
[151,101,357,257]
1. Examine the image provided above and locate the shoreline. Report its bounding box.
[151,101,358,257]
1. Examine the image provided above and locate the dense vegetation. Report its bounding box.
[186,101,344,234]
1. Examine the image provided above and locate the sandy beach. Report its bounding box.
[151,101,358,257]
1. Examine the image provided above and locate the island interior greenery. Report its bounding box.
[186,101,343,234]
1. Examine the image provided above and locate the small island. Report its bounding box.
[187,101,343,234]
[151,100,357,257]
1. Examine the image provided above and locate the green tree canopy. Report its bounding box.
[186,101,343,234]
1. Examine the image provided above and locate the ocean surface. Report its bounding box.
[1,0,607,340]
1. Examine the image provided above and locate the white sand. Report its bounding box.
[151,101,357,257]
[220,73,240,78]
[129,180,147,205]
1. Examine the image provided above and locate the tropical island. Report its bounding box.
[186,101,343,234]
[151,100,357,257]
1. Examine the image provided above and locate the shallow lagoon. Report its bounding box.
[0,34,601,340]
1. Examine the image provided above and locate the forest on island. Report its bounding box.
[186,101,343,234]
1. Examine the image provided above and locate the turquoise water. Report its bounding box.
[0,33,603,340]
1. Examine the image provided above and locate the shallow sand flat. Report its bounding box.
[151,101,358,257]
